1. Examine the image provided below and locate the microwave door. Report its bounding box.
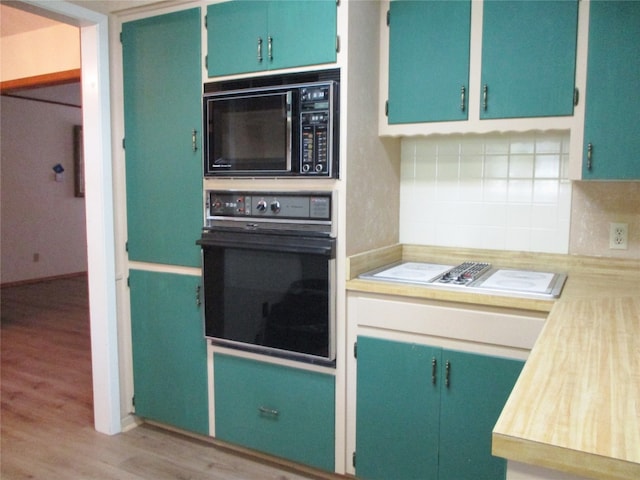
[207,91,292,175]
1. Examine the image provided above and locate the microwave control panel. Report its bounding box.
[300,85,332,175]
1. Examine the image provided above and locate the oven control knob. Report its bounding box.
[256,199,267,212]
[270,200,281,213]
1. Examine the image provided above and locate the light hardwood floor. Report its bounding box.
[1,276,337,480]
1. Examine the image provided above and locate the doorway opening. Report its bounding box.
[0,0,120,435]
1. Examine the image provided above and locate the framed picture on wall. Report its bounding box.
[74,125,84,198]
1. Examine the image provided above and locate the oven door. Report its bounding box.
[198,230,336,366]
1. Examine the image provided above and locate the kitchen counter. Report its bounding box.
[346,244,640,480]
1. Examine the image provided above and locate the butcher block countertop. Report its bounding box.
[346,244,640,480]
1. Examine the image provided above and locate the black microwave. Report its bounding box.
[203,69,340,178]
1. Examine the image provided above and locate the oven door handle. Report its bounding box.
[197,232,336,257]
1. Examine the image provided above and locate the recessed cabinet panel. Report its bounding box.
[388,0,471,123]
[582,1,640,179]
[214,354,335,471]
[480,0,579,119]
[122,8,202,267]
[129,270,208,435]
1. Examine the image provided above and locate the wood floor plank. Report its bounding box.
[1,277,332,480]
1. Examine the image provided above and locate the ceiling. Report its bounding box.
[0,0,162,30]
[1,0,164,106]
[1,2,81,106]
[68,1,163,15]
[0,3,63,37]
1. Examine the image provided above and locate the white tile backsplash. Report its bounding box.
[400,133,572,254]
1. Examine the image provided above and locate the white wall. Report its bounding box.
[400,132,572,254]
[0,95,87,284]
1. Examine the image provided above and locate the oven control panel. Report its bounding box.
[206,191,331,221]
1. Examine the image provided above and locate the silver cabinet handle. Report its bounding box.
[257,37,263,62]
[258,406,279,417]
[445,360,451,388]
[267,35,273,61]
[460,85,466,112]
[587,143,593,171]
[191,129,198,152]
[431,357,437,385]
[482,84,488,111]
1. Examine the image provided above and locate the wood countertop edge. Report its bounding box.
[492,296,640,478]
[492,433,640,480]
[346,278,555,312]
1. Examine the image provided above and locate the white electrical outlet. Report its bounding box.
[609,223,628,250]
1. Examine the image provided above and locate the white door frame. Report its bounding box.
[22,0,121,435]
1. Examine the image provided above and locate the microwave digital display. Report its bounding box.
[203,69,339,178]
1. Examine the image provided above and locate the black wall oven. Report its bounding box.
[198,191,336,366]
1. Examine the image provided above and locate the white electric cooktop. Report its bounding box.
[362,261,567,299]
[480,269,556,294]
[370,262,454,284]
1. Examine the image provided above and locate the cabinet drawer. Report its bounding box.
[214,354,335,471]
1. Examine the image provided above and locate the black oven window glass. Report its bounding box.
[204,247,329,359]
[209,93,289,172]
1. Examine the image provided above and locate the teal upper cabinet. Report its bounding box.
[122,8,202,267]
[582,1,640,180]
[480,0,579,119]
[206,1,266,76]
[207,0,337,77]
[355,336,523,480]
[387,0,471,124]
[129,270,209,435]
[267,1,337,70]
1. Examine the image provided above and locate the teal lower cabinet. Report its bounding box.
[129,270,209,435]
[355,336,523,480]
[356,338,440,479]
[438,349,524,479]
[214,354,335,471]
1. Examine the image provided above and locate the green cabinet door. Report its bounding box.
[129,270,208,435]
[582,1,640,179]
[122,8,202,267]
[207,0,336,77]
[438,349,524,480]
[267,0,337,71]
[206,1,267,76]
[214,354,335,471]
[480,0,579,119]
[355,337,524,480]
[355,336,441,480]
[388,0,471,124]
